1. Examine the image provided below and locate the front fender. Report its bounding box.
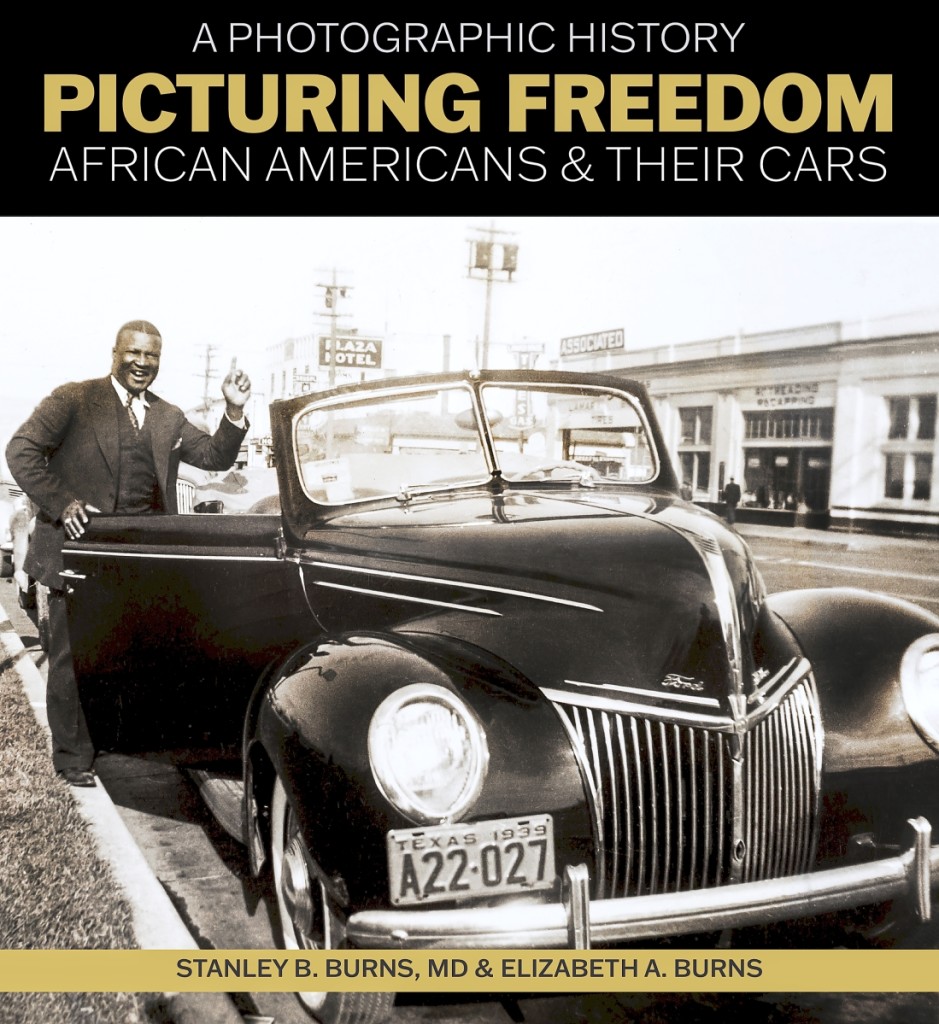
[249,632,589,911]
[768,587,939,861]
[767,587,939,772]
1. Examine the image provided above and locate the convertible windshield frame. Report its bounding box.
[285,373,664,510]
[290,380,494,507]
[477,380,660,489]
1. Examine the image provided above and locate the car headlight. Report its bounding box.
[368,683,489,825]
[901,634,939,753]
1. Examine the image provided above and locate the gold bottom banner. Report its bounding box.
[0,950,938,993]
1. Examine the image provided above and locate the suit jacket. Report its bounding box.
[5,376,248,587]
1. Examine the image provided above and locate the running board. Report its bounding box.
[185,768,246,844]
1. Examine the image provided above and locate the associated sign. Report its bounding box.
[559,329,625,360]
[319,335,383,368]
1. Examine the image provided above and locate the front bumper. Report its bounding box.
[347,817,938,949]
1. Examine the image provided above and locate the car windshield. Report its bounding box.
[480,383,656,485]
[293,380,656,505]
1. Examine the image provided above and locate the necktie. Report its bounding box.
[126,393,140,434]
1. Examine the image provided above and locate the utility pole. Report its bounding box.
[315,268,352,457]
[467,225,518,370]
[442,333,451,414]
[193,344,219,421]
[315,268,352,390]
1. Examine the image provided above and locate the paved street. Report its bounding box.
[738,525,939,611]
[2,525,939,1023]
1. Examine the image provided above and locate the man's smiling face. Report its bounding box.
[111,329,162,396]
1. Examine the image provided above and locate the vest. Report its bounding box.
[114,391,163,514]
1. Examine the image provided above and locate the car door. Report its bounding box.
[61,511,314,751]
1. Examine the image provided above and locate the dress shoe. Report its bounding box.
[58,768,96,788]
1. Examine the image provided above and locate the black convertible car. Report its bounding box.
[58,370,939,1023]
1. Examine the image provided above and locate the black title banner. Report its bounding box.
[3,11,931,216]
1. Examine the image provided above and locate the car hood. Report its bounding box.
[300,489,799,716]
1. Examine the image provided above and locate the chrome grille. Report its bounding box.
[176,479,196,514]
[741,676,822,882]
[551,675,822,899]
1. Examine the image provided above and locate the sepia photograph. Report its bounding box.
[1,215,939,1023]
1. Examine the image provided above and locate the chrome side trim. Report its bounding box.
[303,560,603,612]
[563,679,721,707]
[546,658,814,729]
[312,580,502,617]
[68,549,281,562]
[543,688,737,731]
[296,563,327,632]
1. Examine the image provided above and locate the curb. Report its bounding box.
[0,611,243,1024]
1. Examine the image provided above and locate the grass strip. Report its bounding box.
[0,659,165,1023]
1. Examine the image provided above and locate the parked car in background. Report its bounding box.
[1,480,27,581]
[0,487,12,577]
[51,371,939,1024]
[0,484,14,579]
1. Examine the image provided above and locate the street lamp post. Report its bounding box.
[467,226,518,369]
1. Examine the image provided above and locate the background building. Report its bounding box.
[557,317,939,536]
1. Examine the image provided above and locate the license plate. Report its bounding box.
[387,815,555,906]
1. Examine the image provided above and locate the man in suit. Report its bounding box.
[5,319,252,787]
[723,476,742,526]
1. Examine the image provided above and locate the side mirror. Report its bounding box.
[194,499,225,515]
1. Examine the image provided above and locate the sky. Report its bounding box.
[2,215,939,460]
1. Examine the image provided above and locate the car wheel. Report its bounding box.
[271,776,395,1024]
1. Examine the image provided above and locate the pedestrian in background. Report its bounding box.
[723,476,742,525]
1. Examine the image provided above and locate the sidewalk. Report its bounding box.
[734,520,931,553]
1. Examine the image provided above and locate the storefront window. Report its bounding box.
[680,451,711,493]
[914,454,933,500]
[679,407,712,445]
[888,398,910,440]
[884,453,905,499]
[888,394,936,441]
[884,452,933,501]
[883,395,935,502]
[678,407,712,496]
[918,396,937,440]
[744,409,833,440]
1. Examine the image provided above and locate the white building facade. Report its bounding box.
[561,320,939,534]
